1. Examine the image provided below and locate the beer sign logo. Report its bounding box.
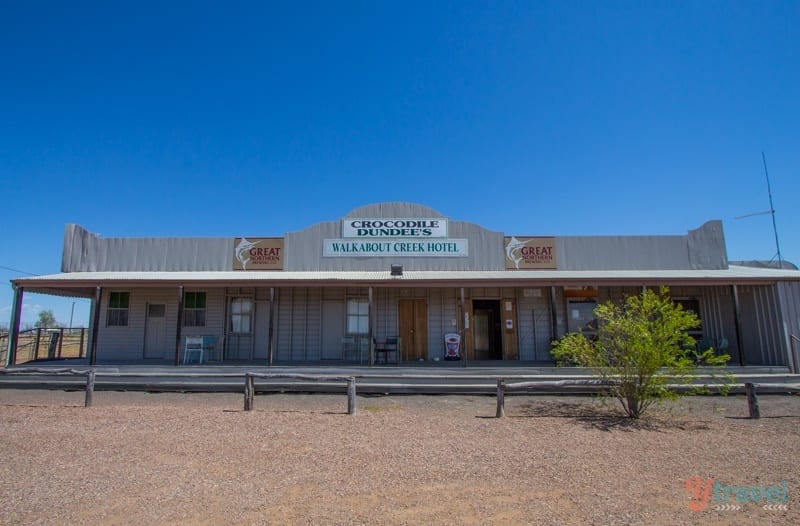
[233,238,283,270]
[504,236,557,270]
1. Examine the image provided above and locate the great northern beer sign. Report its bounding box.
[504,236,557,269]
[233,238,284,270]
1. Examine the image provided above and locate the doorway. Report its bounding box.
[225,297,254,361]
[472,300,502,360]
[321,301,345,360]
[399,299,427,361]
[144,303,167,359]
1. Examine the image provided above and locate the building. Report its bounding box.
[6,202,800,370]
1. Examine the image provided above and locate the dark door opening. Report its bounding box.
[472,300,502,360]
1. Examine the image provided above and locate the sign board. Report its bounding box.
[233,238,284,270]
[504,236,557,269]
[342,218,447,238]
[324,239,468,257]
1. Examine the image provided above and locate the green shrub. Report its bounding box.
[552,287,730,418]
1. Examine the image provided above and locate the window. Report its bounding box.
[184,292,206,327]
[675,298,703,338]
[567,300,597,336]
[346,298,369,335]
[106,292,130,327]
[229,298,253,333]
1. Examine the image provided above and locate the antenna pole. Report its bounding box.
[762,151,783,268]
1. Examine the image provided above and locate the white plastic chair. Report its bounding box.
[183,336,204,364]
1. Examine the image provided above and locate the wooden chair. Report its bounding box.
[373,338,387,364]
[374,337,399,365]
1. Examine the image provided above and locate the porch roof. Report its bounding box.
[11,265,800,298]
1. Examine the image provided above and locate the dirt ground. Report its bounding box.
[1,389,798,525]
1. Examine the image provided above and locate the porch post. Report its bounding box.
[5,285,23,367]
[460,287,467,367]
[267,287,275,366]
[368,287,374,366]
[731,285,745,366]
[549,286,559,342]
[88,286,102,365]
[174,286,184,366]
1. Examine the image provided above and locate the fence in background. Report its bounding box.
[0,327,88,365]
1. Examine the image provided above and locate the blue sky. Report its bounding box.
[1,1,798,328]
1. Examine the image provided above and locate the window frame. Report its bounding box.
[345,297,370,335]
[674,297,703,338]
[229,297,253,334]
[183,291,207,327]
[106,291,130,327]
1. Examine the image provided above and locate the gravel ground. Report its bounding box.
[1,389,799,525]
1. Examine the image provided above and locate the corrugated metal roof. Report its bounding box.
[12,265,800,289]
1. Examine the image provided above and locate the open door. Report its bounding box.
[472,300,502,360]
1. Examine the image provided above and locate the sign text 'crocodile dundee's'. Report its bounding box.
[342,218,447,238]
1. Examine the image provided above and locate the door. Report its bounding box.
[321,301,345,359]
[226,297,254,361]
[399,299,427,361]
[144,303,167,359]
[472,300,502,360]
[253,300,271,360]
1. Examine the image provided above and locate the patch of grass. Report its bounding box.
[361,404,403,413]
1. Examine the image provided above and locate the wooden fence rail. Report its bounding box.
[0,368,95,407]
[243,373,357,414]
[0,369,358,414]
[495,379,612,417]
[495,378,800,419]
[743,382,800,419]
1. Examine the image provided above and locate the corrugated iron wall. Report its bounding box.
[737,284,786,366]
[516,288,553,361]
[777,281,800,372]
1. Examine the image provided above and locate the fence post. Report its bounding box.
[347,378,356,415]
[244,373,255,411]
[496,379,505,418]
[79,328,86,358]
[745,382,760,419]
[85,370,95,408]
[34,328,42,361]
